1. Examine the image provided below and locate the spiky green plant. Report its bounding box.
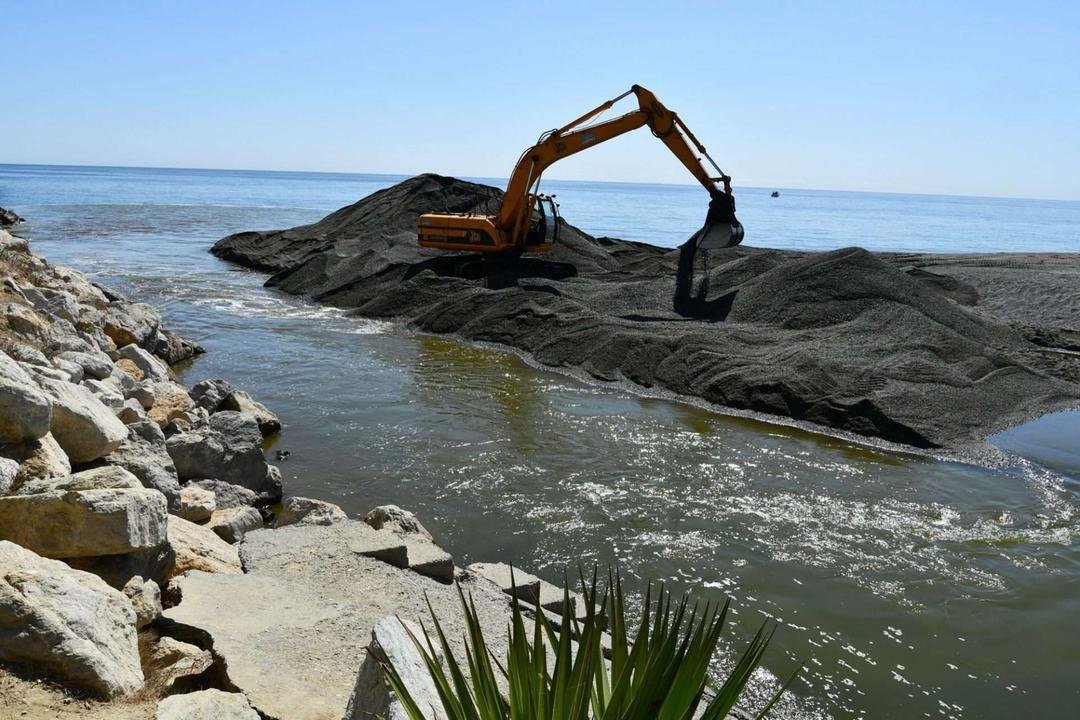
[382,570,799,720]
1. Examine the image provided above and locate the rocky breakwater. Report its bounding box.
[213,174,1080,452]
[0,223,632,719]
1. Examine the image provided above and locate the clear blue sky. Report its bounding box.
[3,1,1078,200]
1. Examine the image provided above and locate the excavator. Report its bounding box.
[416,84,744,257]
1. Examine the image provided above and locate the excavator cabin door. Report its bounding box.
[524,194,560,250]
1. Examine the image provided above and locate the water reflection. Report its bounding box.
[411,335,544,454]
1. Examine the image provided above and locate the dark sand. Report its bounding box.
[212,174,1080,452]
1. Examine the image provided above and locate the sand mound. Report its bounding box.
[212,175,1080,451]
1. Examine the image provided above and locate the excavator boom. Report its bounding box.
[417,84,743,254]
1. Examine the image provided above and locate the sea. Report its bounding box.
[1,164,1078,719]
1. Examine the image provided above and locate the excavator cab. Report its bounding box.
[524,194,559,251]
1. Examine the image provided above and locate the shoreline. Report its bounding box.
[0,220,627,719]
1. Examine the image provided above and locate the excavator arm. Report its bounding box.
[418,84,743,254]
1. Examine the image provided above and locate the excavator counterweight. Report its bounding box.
[417,84,743,257]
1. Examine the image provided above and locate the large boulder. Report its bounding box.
[15,464,141,495]
[166,515,242,579]
[0,467,168,558]
[3,302,50,340]
[82,377,125,411]
[166,412,277,500]
[35,376,127,462]
[273,496,347,528]
[149,327,204,366]
[0,350,52,443]
[6,342,49,367]
[189,378,233,412]
[56,349,114,381]
[219,390,281,437]
[148,380,196,428]
[363,506,451,581]
[155,688,260,720]
[364,504,433,541]
[0,540,143,698]
[177,484,216,522]
[102,301,160,349]
[104,420,182,510]
[118,343,170,383]
[21,286,82,325]
[187,478,258,509]
[351,616,447,720]
[1,431,71,488]
[206,506,263,544]
[147,636,213,692]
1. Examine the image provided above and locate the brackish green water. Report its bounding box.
[3,164,1078,719]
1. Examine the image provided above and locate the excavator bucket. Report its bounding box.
[693,194,745,249]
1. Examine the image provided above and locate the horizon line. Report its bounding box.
[2,161,1077,206]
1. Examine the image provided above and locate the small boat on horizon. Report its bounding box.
[771,190,780,198]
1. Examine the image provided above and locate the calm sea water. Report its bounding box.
[2,164,1078,719]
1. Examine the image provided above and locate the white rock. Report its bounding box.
[273,496,347,528]
[166,515,242,579]
[8,431,71,486]
[0,469,168,558]
[207,506,263,544]
[103,301,160,348]
[177,485,216,522]
[105,419,181,508]
[467,562,543,605]
[83,377,126,411]
[0,457,17,494]
[21,286,81,324]
[25,362,71,383]
[0,540,143,698]
[104,363,137,394]
[355,616,448,720]
[53,356,85,382]
[35,376,128,462]
[127,379,157,409]
[149,636,213,689]
[118,343,170,382]
[57,349,114,380]
[118,397,146,423]
[188,478,258,508]
[0,350,52,443]
[122,575,162,629]
[364,505,433,541]
[6,342,49,367]
[15,464,142,495]
[155,689,261,720]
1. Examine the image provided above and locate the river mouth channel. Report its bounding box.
[6,166,1078,719]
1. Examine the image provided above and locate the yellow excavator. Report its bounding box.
[417,84,744,256]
